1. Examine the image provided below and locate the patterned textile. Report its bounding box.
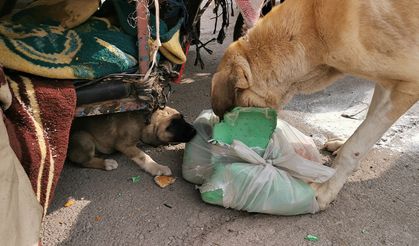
[0,66,11,109]
[4,73,76,214]
[112,0,188,64]
[0,1,138,80]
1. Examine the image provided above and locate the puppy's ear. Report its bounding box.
[234,56,253,89]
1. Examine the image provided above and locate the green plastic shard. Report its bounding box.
[131,176,141,183]
[304,235,319,242]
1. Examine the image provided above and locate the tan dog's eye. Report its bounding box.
[234,87,244,95]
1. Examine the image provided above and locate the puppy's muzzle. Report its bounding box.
[168,118,196,143]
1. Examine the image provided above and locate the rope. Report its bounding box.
[143,0,161,81]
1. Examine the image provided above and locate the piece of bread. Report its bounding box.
[154,175,176,188]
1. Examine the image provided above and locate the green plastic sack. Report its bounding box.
[182,108,275,184]
[200,130,335,215]
[200,162,318,215]
[182,108,336,215]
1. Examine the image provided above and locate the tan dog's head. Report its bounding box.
[141,106,196,147]
[211,42,269,117]
[211,4,343,117]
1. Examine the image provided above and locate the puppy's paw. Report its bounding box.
[104,159,118,171]
[324,138,346,155]
[149,164,172,176]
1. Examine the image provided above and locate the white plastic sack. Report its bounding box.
[200,162,319,215]
[182,110,245,184]
[182,109,336,215]
[183,110,333,184]
[182,110,219,184]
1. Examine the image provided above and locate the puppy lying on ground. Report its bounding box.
[68,106,196,176]
[211,0,419,209]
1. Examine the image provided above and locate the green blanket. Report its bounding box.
[0,13,138,79]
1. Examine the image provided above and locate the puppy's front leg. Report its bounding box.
[314,83,417,210]
[116,144,172,176]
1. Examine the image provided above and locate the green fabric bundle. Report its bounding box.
[0,1,137,79]
[111,0,187,64]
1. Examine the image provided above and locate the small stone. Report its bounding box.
[158,223,167,228]
[367,180,373,188]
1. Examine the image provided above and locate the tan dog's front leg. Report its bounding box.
[116,144,172,176]
[314,83,418,210]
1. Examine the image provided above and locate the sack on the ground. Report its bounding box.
[182,108,335,215]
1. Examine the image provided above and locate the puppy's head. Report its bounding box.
[141,106,196,147]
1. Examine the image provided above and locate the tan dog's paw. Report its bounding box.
[311,182,336,210]
[149,164,172,176]
[324,138,346,155]
[311,174,346,211]
[104,159,118,171]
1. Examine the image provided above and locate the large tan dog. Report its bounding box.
[211,0,419,210]
[68,107,196,176]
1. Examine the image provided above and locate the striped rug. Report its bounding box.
[4,72,76,215]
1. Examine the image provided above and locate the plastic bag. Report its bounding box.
[276,119,322,163]
[182,110,219,184]
[200,162,319,215]
[182,109,336,215]
[265,124,335,183]
[183,108,276,184]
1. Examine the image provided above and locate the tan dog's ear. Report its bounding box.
[234,56,253,89]
[211,70,235,117]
